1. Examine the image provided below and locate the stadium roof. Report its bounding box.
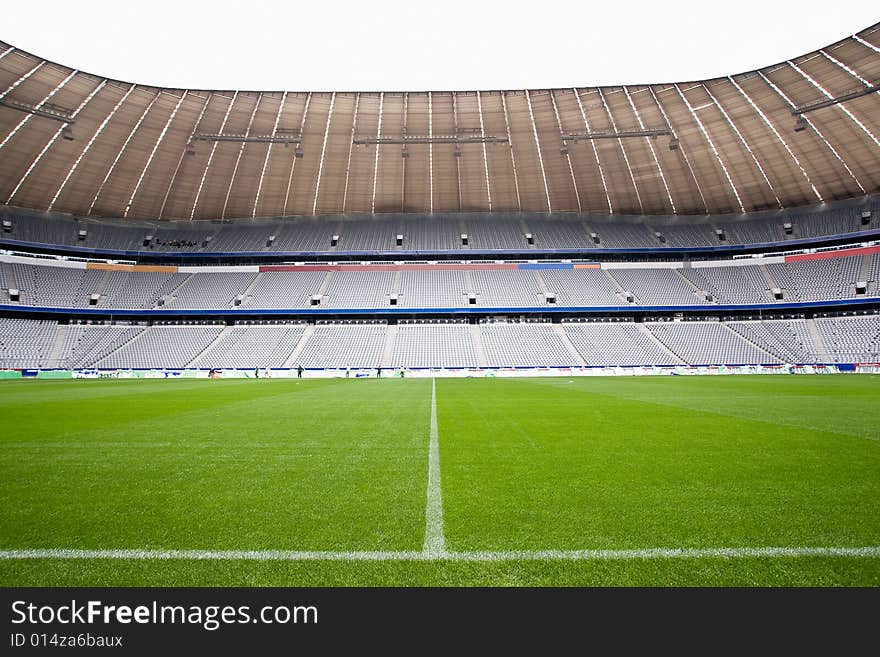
[0,24,878,221]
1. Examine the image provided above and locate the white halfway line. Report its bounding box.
[0,547,878,562]
[423,378,445,555]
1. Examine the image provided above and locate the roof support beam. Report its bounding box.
[750,72,862,195]
[573,89,612,213]
[499,93,521,212]
[0,60,44,101]
[7,77,105,205]
[476,91,492,212]
[673,83,745,213]
[353,134,507,145]
[561,128,671,141]
[88,89,163,216]
[222,93,263,219]
[190,132,301,145]
[0,67,77,153]
[282,92,311,217]
[0,98,76,124]
[190,91,238,220]
[452,94,462,212]
[623,86,676,213]
[370,92,385,214]
[701,83,781,209]
[252,91,288,218]
[549,90,581,213]
[647,87,707,213]
[787,60,880,150]
[313,92,336,215]
[597,88,643,213]
[50,84,136,213]
[341,93,359,213]
[525,90,552,213]
[792,82,879,115]
[400,93,408,212]
[159,92,211,219]
[123,91,188,218]
[428,92,434,213]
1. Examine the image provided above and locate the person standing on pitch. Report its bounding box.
[297,364,303,379]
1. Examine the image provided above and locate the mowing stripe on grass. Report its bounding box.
[1,547,878,562]
[423,378,446,555]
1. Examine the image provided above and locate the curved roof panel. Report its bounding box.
[0,24,878,220]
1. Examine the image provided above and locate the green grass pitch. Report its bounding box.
[1,375,878,586]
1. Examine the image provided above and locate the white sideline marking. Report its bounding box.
[423,378,446,555]
[0,547,878,562]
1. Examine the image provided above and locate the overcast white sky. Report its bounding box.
[3,1,878,91]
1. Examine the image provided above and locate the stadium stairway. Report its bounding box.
[603,269,629,298]
[720,322,776,361]
[469,324,489,367]
[463,270,476,299]
[188,325,234,368]
[238,273,263,304]
[282,325,316,368]
[673,268,708,302]
[858,254,872,285]
[638,323,686,364]
[92,270,112,299]
[2,261,16,289]
[758,265,779,295]
[532,270,551,296]
[381,325,398,369]
[317,271,334,297]
[516,217,529,238]
[805,318,832,362]
[94,327,147,367]
[391,269,402,298]
[44,323,68,368]
[552,324,587,366]
[159,273,194,307]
